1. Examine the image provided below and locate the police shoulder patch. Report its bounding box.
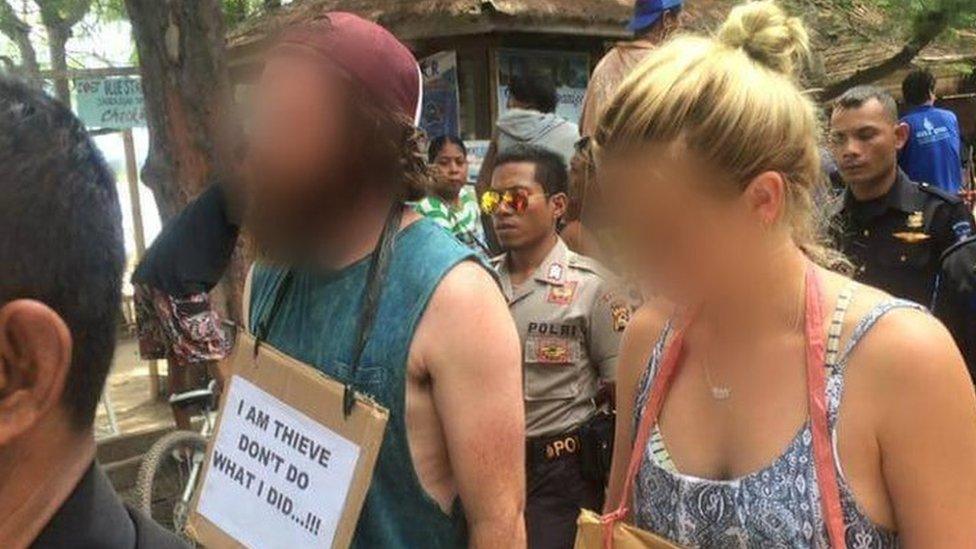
[953,221,973,242]
[610,301,631,332]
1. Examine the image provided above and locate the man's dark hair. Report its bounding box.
[494,145,568,196]
[508,73,558,114]
[0,75,124,429]
[833,85,899,122]
[902,69,936,107]
[428,134,467,163]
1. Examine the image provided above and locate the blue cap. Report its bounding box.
[627,0,683,33]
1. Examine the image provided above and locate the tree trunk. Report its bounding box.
[124,0,248,321]
[46,24,71,105]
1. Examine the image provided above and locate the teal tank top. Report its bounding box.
[248,218,478,548]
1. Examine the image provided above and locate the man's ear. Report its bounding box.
[0,300,72,446]
[894,121,910,151]
[550,192,569,221]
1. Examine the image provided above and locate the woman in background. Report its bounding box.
[597,1,976,546]
[414,135,489,256]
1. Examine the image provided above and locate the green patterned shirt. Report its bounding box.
[412,186,487,256]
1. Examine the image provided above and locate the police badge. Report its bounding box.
[907,211,924,229]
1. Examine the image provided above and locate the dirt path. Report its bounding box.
[96,336,174,438]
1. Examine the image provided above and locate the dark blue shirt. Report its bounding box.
[899,105,963,194]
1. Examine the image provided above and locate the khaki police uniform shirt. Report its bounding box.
[493,238,630,439]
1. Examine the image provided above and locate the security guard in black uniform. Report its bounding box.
[484,145,629,549]
[934,236,976,383]
[829,85,974,306]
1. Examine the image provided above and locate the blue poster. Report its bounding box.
[419,51,460,139]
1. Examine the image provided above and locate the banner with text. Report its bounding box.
[420,50,461,139]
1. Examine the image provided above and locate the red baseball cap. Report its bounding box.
[275,12,423,125]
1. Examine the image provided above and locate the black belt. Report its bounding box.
[527,430,582,464]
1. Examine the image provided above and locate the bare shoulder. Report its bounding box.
[413,260,517,370]
[624,301,670,343]
[821,268,974,405]
[850,303,968,389]
[427,260,502,312]
[618,300,672,389]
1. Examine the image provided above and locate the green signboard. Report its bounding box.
[75,76,146,129]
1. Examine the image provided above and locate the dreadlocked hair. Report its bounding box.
[349,93,430,203]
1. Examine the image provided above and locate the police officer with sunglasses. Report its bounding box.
[484,145,632,549]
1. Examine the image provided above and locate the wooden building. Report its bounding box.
[227,0,976,143]
[228,0,633,140]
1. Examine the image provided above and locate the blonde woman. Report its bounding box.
[597,1,976,547]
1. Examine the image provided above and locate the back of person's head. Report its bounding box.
[508,74,558,114]
[630,0,683,38]
[596,0,840,268]
[0,75,124,433]
[901,68,936,107]
[833,85,899,122]
[494,144,569,196]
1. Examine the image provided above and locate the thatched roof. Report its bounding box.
[228,0,976,91]
[229,0,634,53]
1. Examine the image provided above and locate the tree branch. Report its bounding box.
[819,6,953,101]
[34,0,96,106]
[0,0,39,73]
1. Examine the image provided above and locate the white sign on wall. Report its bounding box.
[74,77,146,129]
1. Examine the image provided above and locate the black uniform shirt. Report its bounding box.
[836,170,974,306]
[32,462,189,549]
[934,236,976,384]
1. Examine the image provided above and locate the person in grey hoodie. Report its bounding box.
[497,73,580,165]
[477,74,580,253]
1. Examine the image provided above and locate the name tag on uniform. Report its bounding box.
[525,336,582,364]
[547,281,578,305]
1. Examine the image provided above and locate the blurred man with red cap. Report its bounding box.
[243,13,526,548]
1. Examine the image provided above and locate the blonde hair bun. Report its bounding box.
[716,0,810,76]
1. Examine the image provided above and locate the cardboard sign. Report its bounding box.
[188,332,389,548]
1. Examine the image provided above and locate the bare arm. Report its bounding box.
[866,310,976,547]
[604,305,665,515]
[416,261,526,548]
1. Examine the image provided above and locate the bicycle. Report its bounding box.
[135,379,218,538]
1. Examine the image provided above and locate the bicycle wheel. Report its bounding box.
[135,430,209,537]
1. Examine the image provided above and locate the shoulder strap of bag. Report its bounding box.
[600,312,693,548]
[804,265,847,549]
